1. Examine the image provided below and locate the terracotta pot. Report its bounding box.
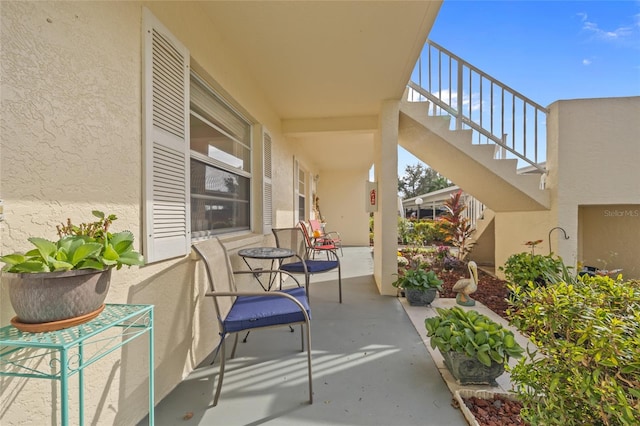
[405,287,437,306]
[5,268,112,324]
[441,350,505,386]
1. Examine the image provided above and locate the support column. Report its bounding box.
[373,100,399,296]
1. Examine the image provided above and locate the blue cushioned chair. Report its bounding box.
[272,226,342,303]
[191,238,312,406]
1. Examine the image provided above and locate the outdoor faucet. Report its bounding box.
[548,227,569,255]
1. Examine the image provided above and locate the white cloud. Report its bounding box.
[582,59,592,65]
[579,12,636,42]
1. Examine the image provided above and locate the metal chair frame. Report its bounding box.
[192,238,313,406]
[308,219,343,256]
[272,226,342,303]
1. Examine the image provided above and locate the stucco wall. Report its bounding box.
[0,2,327,425]
[579,204,640,279]
[317,169,371,247]
[493,97,640,279]
[1,3,148,424]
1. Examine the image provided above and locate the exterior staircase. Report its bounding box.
[398,40,551,213]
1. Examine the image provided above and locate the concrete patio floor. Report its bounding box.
[143,246,527,426]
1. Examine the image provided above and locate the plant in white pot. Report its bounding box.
[425,307,524,385]
[1,211,144,331]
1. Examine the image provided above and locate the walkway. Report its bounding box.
[144,247,473,425]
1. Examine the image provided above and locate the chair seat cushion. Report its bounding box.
[223,287,310,334]
[280,260,338,274]
[313,242,337,249]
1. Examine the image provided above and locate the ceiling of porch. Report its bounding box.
[201,1,442,170]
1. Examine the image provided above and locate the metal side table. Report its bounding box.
[238,247,296,291]
[0,304,154,426]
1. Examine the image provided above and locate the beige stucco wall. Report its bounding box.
[579,204,640,279]
[493,97,640,279]
[0,2,358,425]
[317,169,371,247]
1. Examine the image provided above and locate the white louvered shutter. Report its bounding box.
[263,131,273,234]
[293,158,300,224]
[142,9,190,263]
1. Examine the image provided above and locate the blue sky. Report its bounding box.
[399,0,640,174]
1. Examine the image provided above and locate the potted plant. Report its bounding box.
[1,211,144,331]
[425,307,524,385]
[393,267,443,306]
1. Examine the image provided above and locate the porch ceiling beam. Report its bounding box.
[282,116,378,135]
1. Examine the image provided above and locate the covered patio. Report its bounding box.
[141,247,467,425]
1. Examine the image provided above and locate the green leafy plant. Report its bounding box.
[0,211,144,273]
[499,251,565,291]
[507,274,640,425]
[392,268,443,291]
[425,307,524,367]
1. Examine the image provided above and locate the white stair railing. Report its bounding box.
[463,194,485,232]
[408,40,548,173]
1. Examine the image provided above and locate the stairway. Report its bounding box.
[398,98,550,212]
[399,40,551,213]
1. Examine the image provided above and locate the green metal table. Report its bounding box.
[0,304,154,426]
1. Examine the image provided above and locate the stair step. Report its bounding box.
[399,101,550,211]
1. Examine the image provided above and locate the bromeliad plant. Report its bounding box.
[0,211,144,273]
[425,307,524,367]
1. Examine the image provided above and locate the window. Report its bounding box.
[190,74,252,237]
[143,9,262,262]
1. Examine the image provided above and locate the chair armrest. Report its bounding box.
[323,231,341,239]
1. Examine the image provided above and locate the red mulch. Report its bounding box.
[459,394,529,426]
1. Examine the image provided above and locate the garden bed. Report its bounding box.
[454,390,528,426]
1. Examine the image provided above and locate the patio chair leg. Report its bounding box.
[300,324,304,351]
[210,335,224,365]
[230,333,240,359]
[213,336,226,407]
[305,322,313,404]
[338,265,342,304]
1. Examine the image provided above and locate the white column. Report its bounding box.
[373,100,399,296]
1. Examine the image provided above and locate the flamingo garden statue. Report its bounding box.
[452,261,478,306]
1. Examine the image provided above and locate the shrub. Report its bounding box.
[507,275,640,425]
[500,251,565,290]
[413,220,445,245]
[398,216,413,244]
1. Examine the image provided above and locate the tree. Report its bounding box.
[398,163,452,198]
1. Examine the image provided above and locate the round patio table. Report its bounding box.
[237,247,296,291]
